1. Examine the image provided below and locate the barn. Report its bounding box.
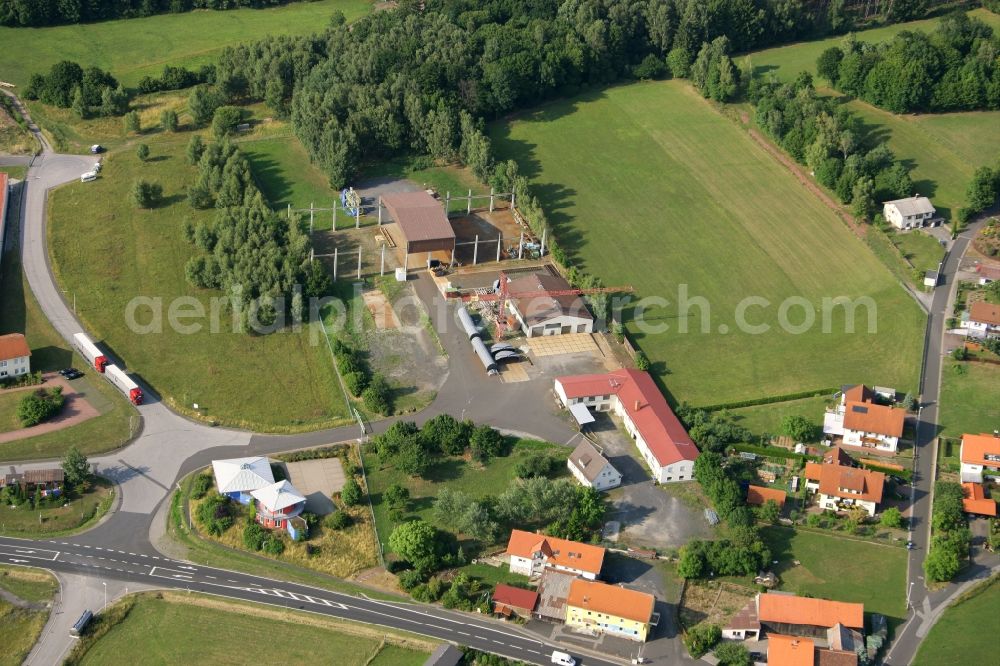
[506,273,593,337]
[380,191,456,270]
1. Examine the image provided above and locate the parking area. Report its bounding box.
[282,458,347,516]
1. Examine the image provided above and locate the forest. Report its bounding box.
[816,12,1000,112]
[0,0,298,27]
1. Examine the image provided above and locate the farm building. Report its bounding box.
[882,196,936,230]
[506,273,593,337]
[566,440,622,491]
[726,592,864,643]
[565,579,655,642]
[554,369,699,484]
[506,529,605,580]
[380,191,456,270]
[211,457,275,505]
[960,432,1000,483]
[492,584,539,619]
[0,333,31,379]
[251,479,307,539]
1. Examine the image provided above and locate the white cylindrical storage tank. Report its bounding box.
[457,305,480,340]
[471,337,498,375]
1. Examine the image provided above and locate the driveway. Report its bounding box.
[586,414,713,550]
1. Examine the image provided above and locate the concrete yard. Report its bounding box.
[527,333,601,357]
[283,458,347,516]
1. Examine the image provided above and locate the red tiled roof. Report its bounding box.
[817,648,859,666]
[767,634,815,666]
[822,447,853,466]
[555,369,699,467]
[758,593,864,629]
[505,529,605,576]
[0,333,30,362]
[842,385,873,403]
[977,264,1000,281]
[842,401,904,437]
[566,579,655,624]
[493,584,539,611]
[817,463,885,505]
[962,483,998,516]
[804,462,823,481]
[747,485,787,507]
[969,301,1000,326]
[961,433,1000,466]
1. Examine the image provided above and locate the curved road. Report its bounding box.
[3,94,608,665]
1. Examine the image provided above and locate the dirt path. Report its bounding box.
[747,128,867,239]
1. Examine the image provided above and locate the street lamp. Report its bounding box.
[102,581,107,612]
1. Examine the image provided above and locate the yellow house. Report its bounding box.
[565,578,655,642]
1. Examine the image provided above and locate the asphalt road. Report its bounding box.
[0,535,617,666]
[884,218,992,665]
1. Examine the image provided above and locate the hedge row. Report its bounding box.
[731,443,816,463]
[698,387,838,412]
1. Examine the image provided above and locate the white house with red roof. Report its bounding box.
[554,369,699,483]
[960,433,1000,483]
[0,333,31,379]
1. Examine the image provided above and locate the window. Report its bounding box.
[666,477,672,481]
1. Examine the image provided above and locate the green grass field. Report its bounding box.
[491,80,925,406]
[729,395,831,438]
[891,228,945,277]
[0,566,56,666]
[47,129,350,432]
[761,526,907,620]
[750,9,1000,222]
[938,362,1000,437]
[73,593,430,666]
[0,1,372,89]
[366,438,567,556]
[0,479,113,537]
[914,575,999,665]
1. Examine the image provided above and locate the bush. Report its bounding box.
[130,179,162,209]
[684,623,721,658]
[196,494,234,536]
[212,105,244,139]
[160,109,179,132]
[243,521,267,551]
[514,454,556,478]
[397,569,424,591]
[136,143,150,161]
[361,374,392,414]
[340,477,362,507]
[324,511,351,530]
[715,642,751,666]
[635,351,650,371]
[190,474,213,499]
[880,507,904,529]
[343,370,368,397]
[17,388,65,427]
[262,535,285,555]
[469,425,504,463]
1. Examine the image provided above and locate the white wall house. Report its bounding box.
[961,302,1000,340]
[0,334,31,379]
[567,440,622,492]
[960,433,1000,483]
[555,370,699,484]
[883,196,936,230]
[805,459,885,517]
[824,385,904,453]
[506,529,605,580]
[506,273,594,338]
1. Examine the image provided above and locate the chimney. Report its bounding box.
[634,400,642,411]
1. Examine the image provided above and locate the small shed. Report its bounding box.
[924,270,939,288]
[493,584,540,618]
[423,644,463,666]
[381,191,456,266]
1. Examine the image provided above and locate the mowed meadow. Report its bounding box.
[750,8,1000,220]
[491,81,925,406]
[0,0,372,89]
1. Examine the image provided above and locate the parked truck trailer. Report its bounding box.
[104,364,143,405]
[72,333,108,372]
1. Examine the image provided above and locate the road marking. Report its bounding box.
[7,558,29,563]
[457,632,470,636]
[83,545,91,548]
[0,547,60,562]
[139,554,148,558]
[177,565,196,571]
[205,575,217,579]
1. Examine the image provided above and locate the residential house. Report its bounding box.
[506,529,605,580]
[567,440,622,491]
[2,468,64,497]
[746,485,787,508]
[976,263,1000,285]
[211,457,275,504]
[961,483,997,517]
[961,301,1000,340]
[506,273,593,337]
[492,584,539,619]
[882,196,936,230]
[0,333,31,379]
[804,453,885,517]
[823,385,904,453]
[250,480,307,539]
[554,369,699,484]
[767,634,858,666]
[960,433,1000,483]
[565,578,655,642]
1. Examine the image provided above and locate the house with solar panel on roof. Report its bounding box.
[822,384,905,453]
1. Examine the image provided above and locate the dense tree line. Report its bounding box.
[817,13,1000,112]
[136,64,215,95]
[23,60,127,117]
[181,137,317,330]
[0,0,299,27]
[923,481,970,582]
[751,72,915,220]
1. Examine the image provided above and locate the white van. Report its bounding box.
[551,651,576,666]
[80,171,97,182]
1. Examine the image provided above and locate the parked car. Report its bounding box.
[906,541,915,550]
[58,367,76,376]
[551,652,576,666]
[60,368,83,380]
[90,144,103,154]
